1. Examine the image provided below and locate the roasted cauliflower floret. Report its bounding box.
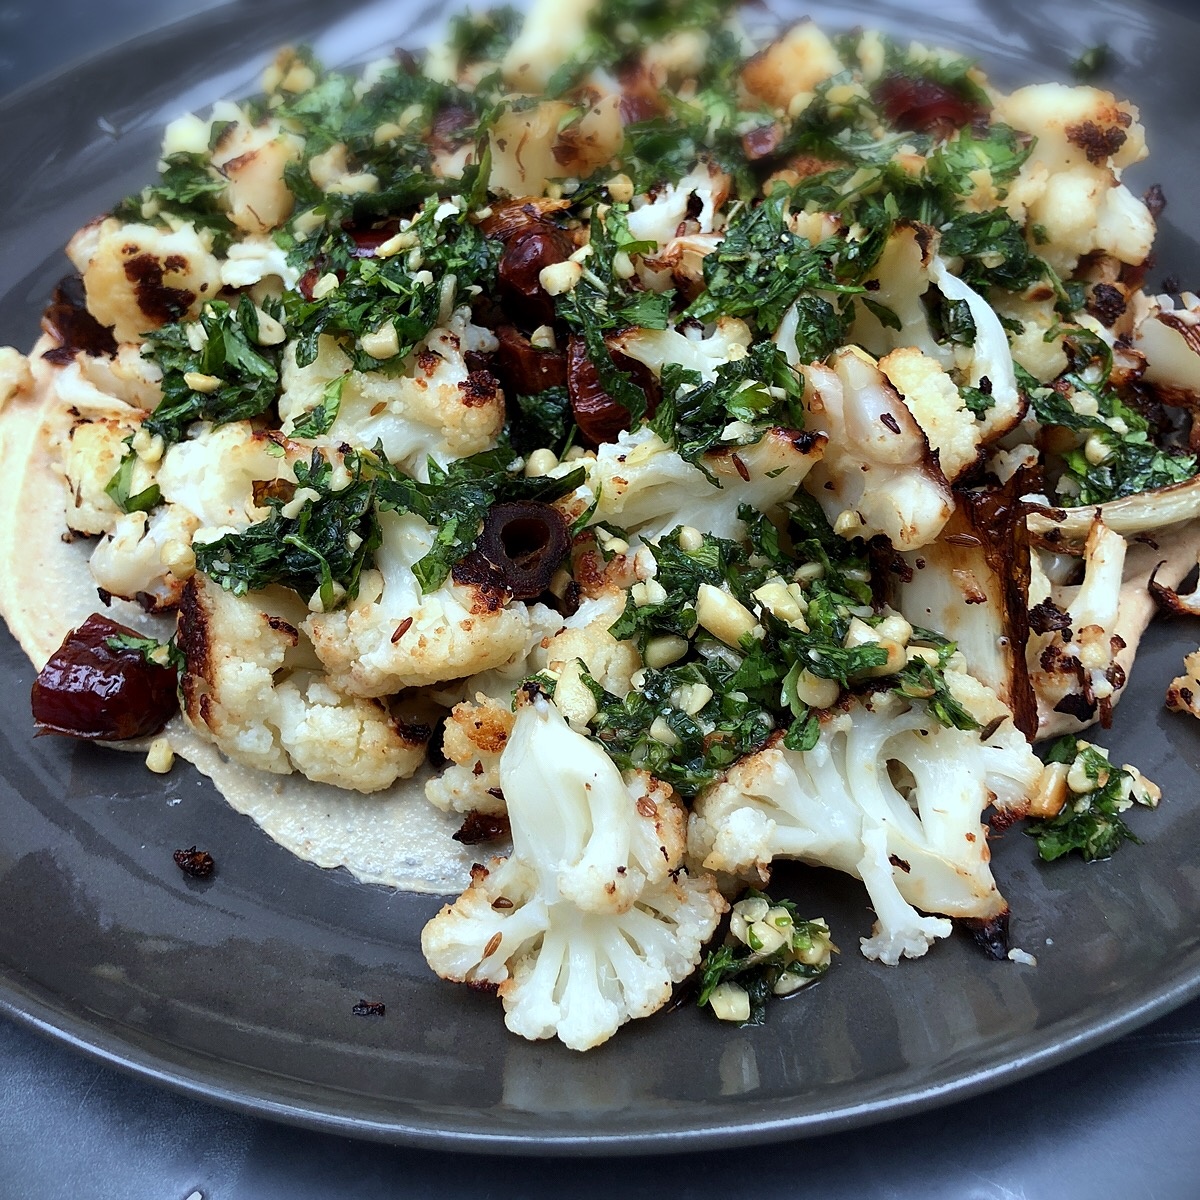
[156,422,307,531]
[1167,650,1200,719]
[77,219,222,344]
[89,505,200,611]
[1028,517,1129,738]
[741,19,844,111]
[178,574,427,790]
[688,677,1043,964]
[802,347,953,550]
[425,694,514,816]
[60,416,150,536]
[305,510,552,697]
[421,694,726,1050]
[208,114,304,235]
[576,425,825,544]
[279,308,503,477]
[997,83,1153,274]
[426,588,641,815]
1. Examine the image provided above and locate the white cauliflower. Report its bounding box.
[845,223,946,364]
[425,694,515,816]
[578,425,825,544]
[688,676,1043,965]
[801,347,953,549]
[426,588,641,815]
[178,574,428,791]
[1167,650,1200,720]
[421,694,726,1050]
[279,308,503,478]
[59,416,150,536]
[156,421,308,531]
[741,19,844,110]
[613,319,752,383]
[305,510,557,697]
[1134,292,1200,400]
[487,97,622,197]
[77,219,222,344]
[207,112,304,235]
[89,505,200,612]
[501,0,599,91]
[1028,516,1129,737]
[996,83,1153,275]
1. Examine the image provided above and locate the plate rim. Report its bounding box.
[2,0,1200,1155]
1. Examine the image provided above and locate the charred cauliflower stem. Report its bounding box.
[13,0,1200,1050]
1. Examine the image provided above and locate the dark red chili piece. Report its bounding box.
[173,846,215,879]
[476,501,570,601]
[493,326,568,396]
[497,226,575,330]
[566,336,659,446]
[31,613,178,740]
[874,73,981,138]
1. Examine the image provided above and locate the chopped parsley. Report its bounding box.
[142,297,284,446]
[697,892,835,1024]
[1027,737,1156,862]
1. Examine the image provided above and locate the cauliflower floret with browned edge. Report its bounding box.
[89,505,200,612]
[156,421,308,531]
[305,510,557,697]
[688,674,1043,964]
[1167,650,1200,719]
[74,345,164,412]
[427,588,641,815]
[75,219,222,344]
[425,694,514,816]
[422,694,726,1050]
[488,97,623,197]
[178,574,427,790]
[801,347,953,550]
[997,83,1153,275]
[741,19,844,111]
[279,308,503,478]
[160,103,304,237]
[59,416,152,536]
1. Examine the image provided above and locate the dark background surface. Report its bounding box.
[2,2,1200,1196]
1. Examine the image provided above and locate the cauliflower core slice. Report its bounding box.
[422,695,726,1050]
[178,574,427,790]
[305,510,551,697]
[688,679,1042,965]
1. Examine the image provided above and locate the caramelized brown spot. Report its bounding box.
[122,254,195,325]
[40,275,117,362]
[1065,120,1127,165]
[454,811,512,845]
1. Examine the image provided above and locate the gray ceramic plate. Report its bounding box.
[1,0,1199,1156]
